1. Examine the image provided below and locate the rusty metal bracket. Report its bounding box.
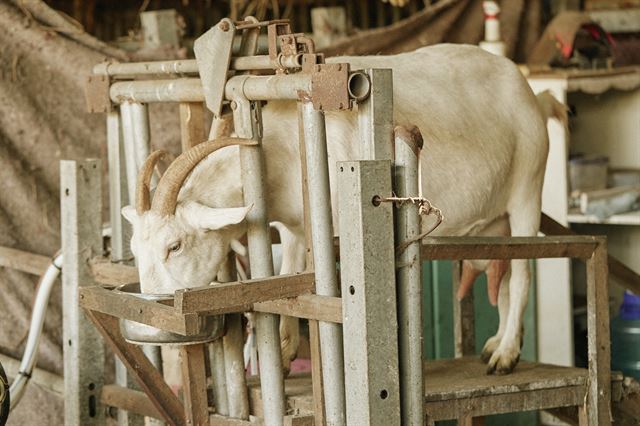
[309,63,351,112]
[267,21,292,60]
[84,74,111,113]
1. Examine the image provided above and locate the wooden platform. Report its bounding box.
[247,357,623,421]
[424,357,603,420]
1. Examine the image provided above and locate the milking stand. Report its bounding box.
[64,18,616,426]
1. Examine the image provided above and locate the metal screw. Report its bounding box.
[219,21,230,31]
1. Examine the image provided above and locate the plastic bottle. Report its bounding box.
[611,291,640,380]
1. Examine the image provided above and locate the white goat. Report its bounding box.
[123,44,563,374]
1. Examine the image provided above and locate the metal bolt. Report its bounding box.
[219,21,230,31]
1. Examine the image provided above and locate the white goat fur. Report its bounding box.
[123,44,554,374]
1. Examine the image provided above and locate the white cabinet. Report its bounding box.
[527,67,640,367]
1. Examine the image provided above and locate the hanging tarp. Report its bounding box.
[321,0,543,62]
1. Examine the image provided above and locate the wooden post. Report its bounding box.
[452,261,476,358]
[84,311,185,426]
[180,345,210,426]
[61,159,105,426]
[310,7,347,48]
[140,9,181,49]
[585,238,612,425]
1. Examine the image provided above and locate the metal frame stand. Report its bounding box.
[64,16,614,426]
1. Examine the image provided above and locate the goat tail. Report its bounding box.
[536,90,568,127]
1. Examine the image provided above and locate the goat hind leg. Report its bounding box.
[486,204,539,374]
[481,267,511,363]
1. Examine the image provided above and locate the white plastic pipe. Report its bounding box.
[10,253,63,409]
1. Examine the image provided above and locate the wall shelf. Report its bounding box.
[568,209,640,225]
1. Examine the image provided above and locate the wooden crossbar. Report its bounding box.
[421,236,601,260]
[174,272,316,314]
[79,286,200,336]
[0,246,50,275]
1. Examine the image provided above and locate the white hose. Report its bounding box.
[9,253,63,409]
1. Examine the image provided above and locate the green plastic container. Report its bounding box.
[611,291,640,380]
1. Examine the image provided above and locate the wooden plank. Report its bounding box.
[540,212,640,294]
[85,310,185,426]
[585,238,612,425]
[79,286,199,336]
[253,294,342,323]
[284,415,315,426]
[421,236,597,260]
[90,256,138,285]
[0,245,50,275]
[101,384,163,420]
[247,374,315,418]
[209,414,253,425]
[179,102,206,152]
[180,344,210,426]
[423,358,588,402]
[424,386,585,421]
[174,272,315,314]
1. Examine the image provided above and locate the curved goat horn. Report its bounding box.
[151,137,257,217]
[136,150,167,214]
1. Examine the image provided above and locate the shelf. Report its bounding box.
[568,209,640,225]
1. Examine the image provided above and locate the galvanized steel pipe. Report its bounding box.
[300,101,346,425]
[119,102,140,203]
[394,127,424,425]
[235,101,286,425]
[110,73,312,104]
[94,55,302,77]
[226,74,312,101]
[111,79,205,104]
[208,340,230,416]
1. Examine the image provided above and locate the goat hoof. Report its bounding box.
[480,335,502,364]
[486,347,520,375]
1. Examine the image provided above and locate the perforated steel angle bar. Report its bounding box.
[338,160,401,425]
[61,159,105,426]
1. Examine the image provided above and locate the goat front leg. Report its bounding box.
[276,224,306,374]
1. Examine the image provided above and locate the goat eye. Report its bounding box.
[167,241,182,256]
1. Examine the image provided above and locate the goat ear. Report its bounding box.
[183,202,252,231]
[121,206,138,225]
